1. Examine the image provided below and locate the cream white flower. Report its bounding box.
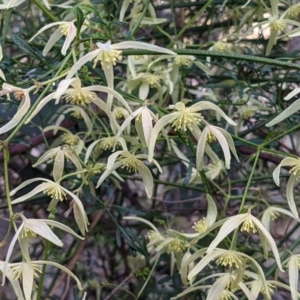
[32,145,83,182]
[0,84,35,135]
[261,206,298,232]
[0,261,24,300]
[206,210,283,272]
[29,20,77,56]
[272,156,300,218]
[65,41,176,109]
[26,78,131,134]
[2,212,83,286]
[148,101,236,162]
[196,123,239,169]
[96,150,162,198]
[2,260,82,300]
[10,178,89,235]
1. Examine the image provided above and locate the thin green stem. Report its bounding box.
[31,0,59,22]
[122,49,300,71]
[239,150,261,213]
[0,9,12,47]
[136,254,160,299]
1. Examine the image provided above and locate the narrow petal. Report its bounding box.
[148,113,178,161]
[209,126,232,168]
[33,260,82,290]
[25,92,55,123]
[288,255,299,300]
[207,214,247,253]
[284,89,300,101]
[22,262,34,300]
[66,49,101,79]
[61,22,76,55]
[43,28,63,56]
[2,223,24,285]
[266,99,300,127]
[207,274,231,300]
[216,127,239,162]
[96,163,121,188]
[136,164,154,198]
[11,183,52,204]
[114,41,176,56]
[41,219,85,240]
[53,150,64,182]
[196,127,208,170]
[252,215,284,271]
[29,21,67,42]
[10,178,51,196]
[191,101,236,126]
[272,157,299,186]
[286,175,299,218]
[32,148,59,167]
[206,194,217,226]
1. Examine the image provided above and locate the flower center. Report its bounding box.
[21,227,37,239]
[171,103,203,131]
[59,23,70,36]
[192,218,209,233]
[44,184,67,201]
[62,133,79,146]
[142,74,164,88]
[94,43,122,68]
[174,55,194,67]
[269,19,285,32]
[99,137,119,150]
[65,88,97,106]
[241,217,257,233]
[14,90,25,101]
[215,251,245,268]
[119,153,144,172]
[206,131,217,143]
[289,162,300,178]
[167,238,186,253]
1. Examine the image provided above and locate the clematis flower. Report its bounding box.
[117,102,160,148]
[29,20,77,56]
[196,123,239,170]
[261,206,298,232]
[96,150,162,198]
[206,208,283,272]
[183,248,269,297]
[2,260,82,300]
[2,212,83,285]
[32,145,83,182]
[26,78,131,134]
[272,156,300,219]
[0,84,35,135]
[0,261,24,300]
[10,178,89,235]
[148,101,236,162]
[235,0,300,56]
[65,40,176,110]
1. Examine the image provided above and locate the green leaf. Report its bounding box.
[12,35,51,67]
[75,7,85,36]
